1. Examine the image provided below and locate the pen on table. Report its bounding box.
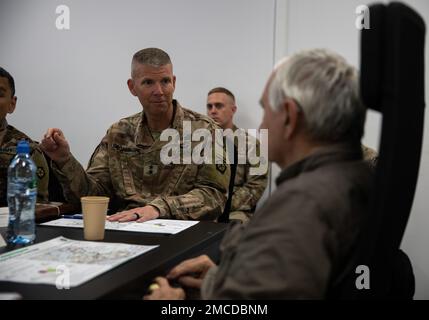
[61,214,83,219]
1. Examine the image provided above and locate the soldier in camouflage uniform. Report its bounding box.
[207,87,268,223]
[0,67,49,206]
[41,48,229,222]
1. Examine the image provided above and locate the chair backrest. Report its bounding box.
[329,1,425,298]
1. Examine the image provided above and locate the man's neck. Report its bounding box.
[223,122,235,130]
[145,103,174,131]
[0,118,8,146]
[280,137,328,169]
[0,118,7,130]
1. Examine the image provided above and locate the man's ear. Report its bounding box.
[232,104,237,114]
[7,96,17,114]
[127,79,137,96]
[283,99,300,139]
[172,75,176,89]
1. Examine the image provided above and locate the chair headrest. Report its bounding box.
[360,2,426,113]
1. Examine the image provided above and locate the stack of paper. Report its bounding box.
[0,207,8,228]
[42,218,199,234]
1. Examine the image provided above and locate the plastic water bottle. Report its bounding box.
[7,140,37,246]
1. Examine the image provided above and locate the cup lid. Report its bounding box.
[81,196,110,203]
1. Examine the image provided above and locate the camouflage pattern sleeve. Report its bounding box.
[51,135,113,204]
[30,145,49,202]
[229,162,268,223]
[361,144,378,168]
[149,162,230,220]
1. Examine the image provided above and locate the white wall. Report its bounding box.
[281,0,429,299]
[1,0,428,299]
[0,0,275,165]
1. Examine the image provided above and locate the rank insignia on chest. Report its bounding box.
[144,164,158,176]
[216,164,227,174]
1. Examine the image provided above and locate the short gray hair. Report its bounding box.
[131,48,172,75]
[269,49,366,143]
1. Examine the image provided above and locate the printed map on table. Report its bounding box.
[0,237,158,287]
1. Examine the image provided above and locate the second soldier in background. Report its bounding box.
[207,87,268,223]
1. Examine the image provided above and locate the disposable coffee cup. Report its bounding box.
[81,196,109,240]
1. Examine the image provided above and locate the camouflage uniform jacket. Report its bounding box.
[362,144,378,168]
[0,119,49,206]
[53,101,230,220]
[229,125,268,223]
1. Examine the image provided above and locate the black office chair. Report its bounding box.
[328,1,425,299]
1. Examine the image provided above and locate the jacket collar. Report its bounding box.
[136,100,182,147]
[276,143,363,186]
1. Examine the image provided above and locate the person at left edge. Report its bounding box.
[40,48,229,223]
[0,67,49,206]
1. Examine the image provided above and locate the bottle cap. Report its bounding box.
[16,140,30,154]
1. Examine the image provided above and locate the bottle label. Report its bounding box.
[30,179,37,189]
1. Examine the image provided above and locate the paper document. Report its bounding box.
[0,207,8,228]
[0,234,6,248]
[0,236,157,287]
[42,218,199,234]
